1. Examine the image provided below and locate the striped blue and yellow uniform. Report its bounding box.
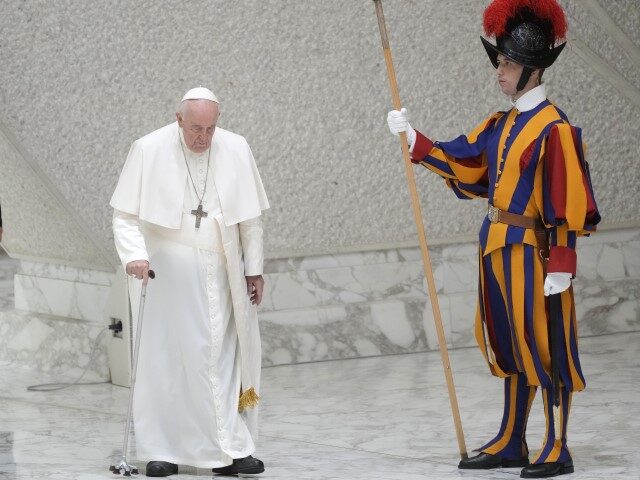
[411,99,600,464]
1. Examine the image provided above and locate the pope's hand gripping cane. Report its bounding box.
[110,269,156,476]
[372,0,468,459]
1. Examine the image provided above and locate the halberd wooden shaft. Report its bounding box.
[373,0,468,459]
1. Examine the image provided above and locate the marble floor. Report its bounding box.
[0,328,638,480]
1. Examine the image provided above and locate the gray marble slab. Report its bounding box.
[0,309,109,381]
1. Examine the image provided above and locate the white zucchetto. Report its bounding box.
[181,87,219,103]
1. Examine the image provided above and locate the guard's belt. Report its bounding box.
[487,204,543,230]
[487,204,549,260]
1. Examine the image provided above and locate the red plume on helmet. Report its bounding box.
[483,0,568,43]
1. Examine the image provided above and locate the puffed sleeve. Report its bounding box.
[411,113,503,199]
[541,123,601,274]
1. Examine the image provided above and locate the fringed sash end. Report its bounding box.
[238,387,260,412]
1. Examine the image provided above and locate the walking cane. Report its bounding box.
[372,0,468,459]
[110,269,156,476]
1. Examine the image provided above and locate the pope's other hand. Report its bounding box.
[246,275,264,306]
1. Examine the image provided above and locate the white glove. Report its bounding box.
[544,272,572,296]
[387,108,417,148]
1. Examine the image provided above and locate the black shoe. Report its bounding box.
[458,452,529,469]
[146,461,178,477]
[521,460,574,478]
[212,455,265,475]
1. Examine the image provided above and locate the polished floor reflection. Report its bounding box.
[0,329,638,479]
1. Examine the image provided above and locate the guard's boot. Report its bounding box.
[212,455,265,475]
[145,461,178,477]
[459,452,529,469]
[521,460,574,478]
[525,387,574,478]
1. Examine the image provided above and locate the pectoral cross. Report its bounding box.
[191,203,208,229]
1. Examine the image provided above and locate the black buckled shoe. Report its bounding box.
[521,460,574,478]
[458,452,529,469]
[146,461,178,477]
[212,455,265,475]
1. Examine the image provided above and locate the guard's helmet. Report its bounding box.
[480,0,568,90]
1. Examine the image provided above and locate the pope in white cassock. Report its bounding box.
[110,87,269,477]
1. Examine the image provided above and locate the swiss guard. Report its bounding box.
[387,0,601,477]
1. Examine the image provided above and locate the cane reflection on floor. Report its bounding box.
[110,269,155,477]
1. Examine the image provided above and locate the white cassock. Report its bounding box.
[110,122,269,468]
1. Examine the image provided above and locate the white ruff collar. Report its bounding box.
[512,84,547,112]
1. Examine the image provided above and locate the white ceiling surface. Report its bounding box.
[0,0,638,267]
